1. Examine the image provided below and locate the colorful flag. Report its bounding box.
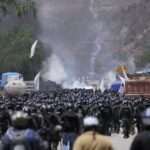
[107,71,116,83]
[118,84,125,94]
[118,75,126,85]
[106,71,116,89]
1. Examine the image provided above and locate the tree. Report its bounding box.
[0,0,36,20]
[136,49,150,68]
[0,25,43,80]
[113,50,128,62]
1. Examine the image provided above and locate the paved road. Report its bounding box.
[58,133,136,150]
[108,134,135,150]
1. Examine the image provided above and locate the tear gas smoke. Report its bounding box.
[63,79,94,89]
[127,55,136,73]
[42,54,67,84]
[89,0,102,76]
[36,0,140,88]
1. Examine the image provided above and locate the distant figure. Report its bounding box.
[73,116,113,150]
[130,107,150,150]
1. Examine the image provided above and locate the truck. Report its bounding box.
[0,72,27,96]
[125,80,150,97]
[125,70,150,97]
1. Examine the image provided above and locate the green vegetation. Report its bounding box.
[0,25,43,80]
[0,0,36,19]
[136,49,150,68]
[113,50,128,62]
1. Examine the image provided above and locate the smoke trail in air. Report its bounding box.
[35,0,142,88]
[89,0,102,77]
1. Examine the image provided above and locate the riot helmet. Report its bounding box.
[11,111,29,129]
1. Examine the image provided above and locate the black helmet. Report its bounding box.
[67,103,73,110]
[123,100,128,105]
[0,105,6,111]
[23,106,31,115]
[11,111,29,129]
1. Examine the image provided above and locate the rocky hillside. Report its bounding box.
[95,0,150,68]
[1,0,150,77]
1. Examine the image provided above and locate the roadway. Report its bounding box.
[109,133,135,150]
[58,133,136,150]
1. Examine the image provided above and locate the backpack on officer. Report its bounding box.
[8,129,32,150]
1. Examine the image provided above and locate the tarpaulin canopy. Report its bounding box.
[110,81,122,92]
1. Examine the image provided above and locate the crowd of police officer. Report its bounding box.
[0,89,149,150]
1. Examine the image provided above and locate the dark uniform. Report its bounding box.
[0,107,10,136]
[130,107,150,150]
[100,104,113,136]
[62,108,79,150]
[119,101,132,138]
[130,131,150,150]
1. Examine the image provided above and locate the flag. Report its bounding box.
[107,71,116,89]
[34,72,40,91]
[30,40,38,58]
[118,75,126,85]
[118,84,125,94]
[122,66,129,80]
[100,78,105,93]
[107,71,116,83]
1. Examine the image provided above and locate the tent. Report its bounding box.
[110,81,123,92]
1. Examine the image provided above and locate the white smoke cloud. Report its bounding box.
[63,79,94,89]
[42,54,67,83]
[127,55,136,73]
[36,0,140,88]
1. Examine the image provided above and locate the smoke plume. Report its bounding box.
[36,0,140,87]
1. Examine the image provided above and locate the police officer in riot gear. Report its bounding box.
[2,111,46,150]
[119,100,132,138]
[130,107,150,150]
[62,103,80,150]
[100,99,113,136]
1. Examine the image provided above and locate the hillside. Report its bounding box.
[1,0,150,79]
